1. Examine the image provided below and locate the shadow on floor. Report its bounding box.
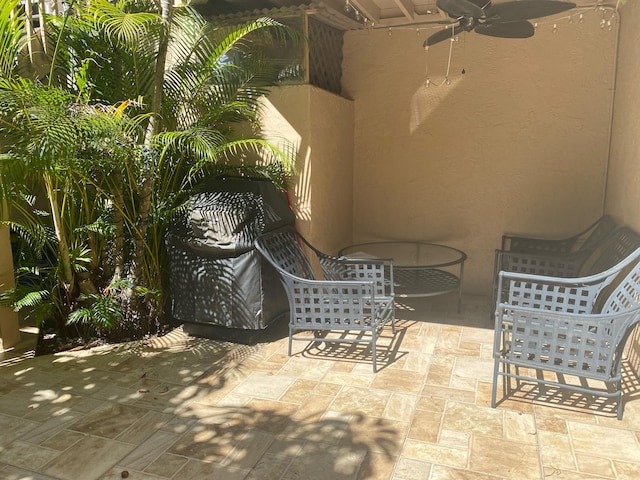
[0,314,38,363]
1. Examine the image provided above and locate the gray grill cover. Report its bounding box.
[166,177,295,332]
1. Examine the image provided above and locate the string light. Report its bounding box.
[412,3,615,87]
[424,29,457,88]
[344,0,373,26]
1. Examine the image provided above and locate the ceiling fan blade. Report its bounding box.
[467,0,492,9]
[484,0,576,23]
[475,20,535,38]
[424,25,465,47]
[436,0,485,19]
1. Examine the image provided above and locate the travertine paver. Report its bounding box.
[1,294,640,479]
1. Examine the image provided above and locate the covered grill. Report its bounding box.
[165,176,295,342]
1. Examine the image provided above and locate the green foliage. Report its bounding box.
[0,0,299,346]
[0,0,26,78]
[0,283,53,326]
[67,294,123,334]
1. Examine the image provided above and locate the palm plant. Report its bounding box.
[0,0,28,78]
[0,0,298,343]
[0,80,144,334]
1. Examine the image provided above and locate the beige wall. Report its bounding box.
[260,84,355,253]
[342,12,617,294]
[0,225,20,350]
[606,1,640,230]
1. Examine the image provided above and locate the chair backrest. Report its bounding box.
[577,215,618,252]
[600,248,640,314]
[580,227,640,277]
[254,227,316,280]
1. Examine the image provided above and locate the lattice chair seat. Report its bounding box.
[492,246,640,419]
[255,227,395,372]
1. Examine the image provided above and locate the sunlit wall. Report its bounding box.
[342,10,617,294]
[260,85,355,254]
[606,0,640,229]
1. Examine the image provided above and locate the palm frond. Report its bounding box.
[0,0,27,78]
[86,0,161,47]
[66,293,123,331]
[207,17,298,71]
[154,127,228,160]
[68,243,92,272]
[213,138,292,168]
[1,285,50,311]
[1,218,52,253]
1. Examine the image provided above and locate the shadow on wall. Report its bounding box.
[258,97,312,232]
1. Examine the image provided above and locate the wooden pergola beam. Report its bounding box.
[394,0,415,20]
[349,0,380,23]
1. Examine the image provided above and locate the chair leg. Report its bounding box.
[288,326,293,357]
[616,381,623,420]
[491,358,500,408]
[372,330,378,373]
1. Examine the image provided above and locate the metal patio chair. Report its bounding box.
[493,225,639,310]
[254,226,395,372]
[492,246,640,419]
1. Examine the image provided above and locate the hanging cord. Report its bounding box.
[461,30,467,75]
[425,28,456,87]
[445,32,454,84]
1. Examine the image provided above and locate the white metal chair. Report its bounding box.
[254,226,395,372]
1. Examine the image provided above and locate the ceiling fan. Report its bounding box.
[425,0,577,47]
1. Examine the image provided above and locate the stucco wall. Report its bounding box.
[260,85,354,253]
[606,1,640,230]
[342,12,617,295]
[0,225,20,350]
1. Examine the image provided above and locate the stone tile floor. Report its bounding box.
[1,294,640,479]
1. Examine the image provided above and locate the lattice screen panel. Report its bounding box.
[308,16,344,95]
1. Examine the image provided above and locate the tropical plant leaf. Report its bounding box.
[67,293,122,331]
[86,0,161,47]
[0,0,27,78]
[9,286,51,311]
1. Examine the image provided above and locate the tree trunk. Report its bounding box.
[24,0,34,63]
[44,173,74,292]
[36,0,46,54]
[111,175,125,283]
[132,0,172,285]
